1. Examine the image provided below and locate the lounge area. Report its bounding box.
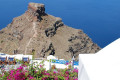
[0,57,8,65]
[0,53,32,67]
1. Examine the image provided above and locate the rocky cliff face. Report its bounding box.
[0,3,100,60]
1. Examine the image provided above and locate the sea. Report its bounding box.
[0,0,120,48]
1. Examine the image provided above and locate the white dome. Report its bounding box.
[47,55,57,60]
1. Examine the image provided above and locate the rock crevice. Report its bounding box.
[45,17,64,37]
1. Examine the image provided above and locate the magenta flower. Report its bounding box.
[73,69,78,73]
[45,73,50,76]
[1,61,78,80]
[54,77,58,80]
[40,65,43,68]
[65,62,69,65]
[53,71,56,74]
[29,76,34,80]
[65,71,69,74]
[42,77,47,80]
[65,76,69,80]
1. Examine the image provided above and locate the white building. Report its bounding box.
[78,38,120,80]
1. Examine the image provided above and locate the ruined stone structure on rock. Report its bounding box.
[26,3,45,21]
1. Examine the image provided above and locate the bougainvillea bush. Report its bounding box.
[0,61,78,80]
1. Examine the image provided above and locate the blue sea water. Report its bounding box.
[0,0,120,48]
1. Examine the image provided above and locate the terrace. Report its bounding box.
[0,53,78,76]
[0,53,78,80]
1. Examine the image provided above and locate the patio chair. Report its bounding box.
[0,57,8,65]
[8,57,16,65]
[22,57,30,64]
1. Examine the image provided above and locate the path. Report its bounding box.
[24,22,37,55]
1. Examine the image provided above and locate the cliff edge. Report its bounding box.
[0,3,101,60]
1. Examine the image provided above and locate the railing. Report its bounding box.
[51,59,79,66]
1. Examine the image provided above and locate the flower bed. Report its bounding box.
[0,61,78,80]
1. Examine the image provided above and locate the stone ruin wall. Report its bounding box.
[26,3,45,22]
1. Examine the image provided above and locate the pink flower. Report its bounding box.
[42,77,47,80]
[65,62,69,65]
[65,76,69,80]
[17,66,23,70]
[53,71,56,74]
[73,69,78,73]
[45,73,50,76]
[54,77,58,80]
[40,65,43,68]
[65,71,69,74]
[29,76,34,80]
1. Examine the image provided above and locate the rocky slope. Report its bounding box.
[0,3,100,60]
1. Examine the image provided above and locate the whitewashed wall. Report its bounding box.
[78,55,89,80]
[32,60,78,71]
[78,38,120,80]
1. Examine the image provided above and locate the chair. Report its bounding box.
[8,57,16,65]
[0,57,8,65]
[22,57,30,64]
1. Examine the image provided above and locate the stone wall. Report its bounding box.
[26,3,45,21]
